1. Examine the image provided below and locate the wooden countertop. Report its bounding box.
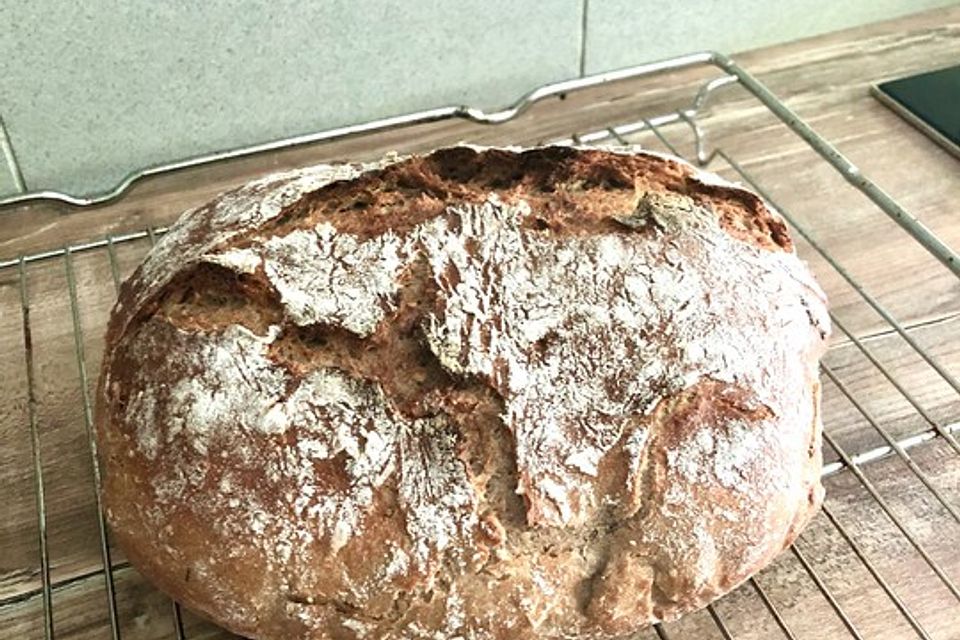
[1,6,958,640]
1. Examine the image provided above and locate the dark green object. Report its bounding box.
[873,64,960,158]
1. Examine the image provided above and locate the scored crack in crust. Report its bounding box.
[95,145,830,639]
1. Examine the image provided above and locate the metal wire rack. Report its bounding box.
[1,51,959,639]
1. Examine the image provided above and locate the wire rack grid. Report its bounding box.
[1,51,958,640]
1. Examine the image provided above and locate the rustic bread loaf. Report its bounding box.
[96,145,830,639]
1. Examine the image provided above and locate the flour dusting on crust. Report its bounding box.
[100,146,829,640]
[172,187,826,533]
[260,223,415,335]
[145,174,826,534]
[126,324,284,459]
[413,196,824,527]
[109,159,403,346]
[121,322,478,569]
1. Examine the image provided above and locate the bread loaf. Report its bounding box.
[95,145,830,639]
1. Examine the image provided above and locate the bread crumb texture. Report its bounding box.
[96,146,829,639]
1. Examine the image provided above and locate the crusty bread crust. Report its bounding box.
[96,146,829,639]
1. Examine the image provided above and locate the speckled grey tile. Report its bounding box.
[583,0,957,74]
[0,1,581,198]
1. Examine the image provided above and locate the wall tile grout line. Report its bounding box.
[0,116,27,193]
[579,0,590,77]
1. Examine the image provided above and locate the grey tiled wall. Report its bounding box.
[0,1,582,199]
[0,0,954,199]
[583,0,956,73]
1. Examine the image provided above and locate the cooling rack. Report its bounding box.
[1,51,958,640]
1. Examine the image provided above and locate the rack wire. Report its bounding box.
[1,51,958,639]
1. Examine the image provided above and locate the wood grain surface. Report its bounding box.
[1,5,959,639]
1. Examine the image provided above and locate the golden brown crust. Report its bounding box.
[96,145,829,639]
